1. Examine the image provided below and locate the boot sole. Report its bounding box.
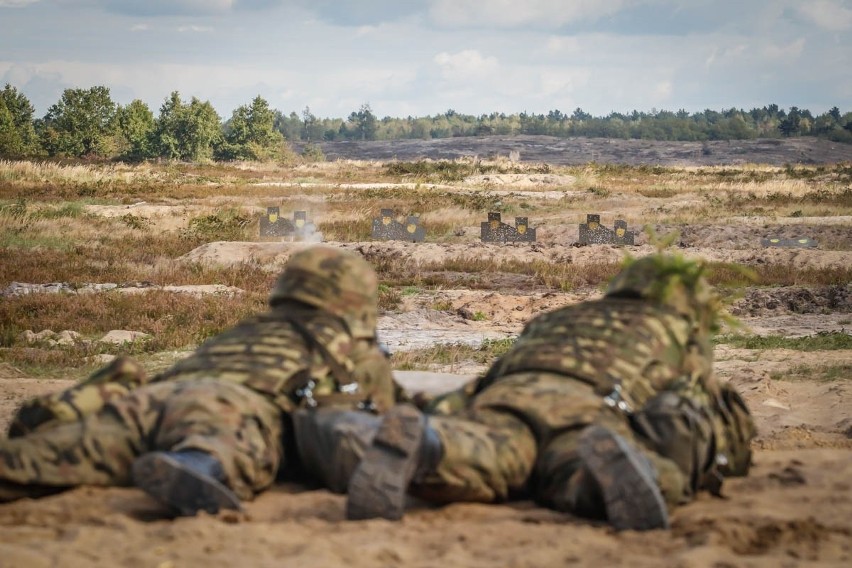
[578,425,670,531]
[346,405,424,521]
[132,453,243,516]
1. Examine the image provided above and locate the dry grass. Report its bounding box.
[708,263,852,287]
[392,338,516,371]
[769,363,852,382]
[0,290,267,346]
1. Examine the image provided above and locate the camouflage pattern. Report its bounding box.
[0,246,395,502]
[411,253,755,518]
[607,254,720,334]
[0,380,281,500]
[8,356,150,437]
[480,213,537,243]
[152,304,396,414]
[269,246,379,339]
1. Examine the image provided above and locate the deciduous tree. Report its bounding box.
[348,103,377,140]
[40,86,117,157]
[0,84,41,158]
[153,91,222,161]
[220,95,286,161]
[116,99,155,161]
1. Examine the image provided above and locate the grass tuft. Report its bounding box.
[770,363,851,382]
[716,331,852,351]
[392,337,516,370]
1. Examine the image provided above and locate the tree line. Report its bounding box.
[1,83,850,162]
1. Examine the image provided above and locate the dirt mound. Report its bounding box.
[731,285,852,316]
[672,223,852,250]
[178,241,852,283]
[462,173,577,187]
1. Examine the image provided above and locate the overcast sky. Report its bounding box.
[1,0,850,120]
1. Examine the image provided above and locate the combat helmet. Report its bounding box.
[269,246,379,339]
[605,253,720,332]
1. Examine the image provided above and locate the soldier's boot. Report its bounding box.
[132,450,243,516]
[292,408,382,494]
[346,404,442,521]
[577,425,670,531]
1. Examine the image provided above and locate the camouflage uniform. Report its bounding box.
[0,246,395,508]
[348,254,756,528]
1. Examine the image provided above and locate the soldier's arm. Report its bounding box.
[347,338,401,413]
[710,381,756,477]
[415,378,480,415]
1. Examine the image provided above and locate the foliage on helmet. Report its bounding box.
[605,229,734,333]
[269,246,379,338]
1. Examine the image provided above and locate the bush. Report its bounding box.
[180,209,252,242]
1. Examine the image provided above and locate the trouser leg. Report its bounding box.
[145,380,284,501]
[0,379,283,503]
[534,404,693,517]
[0,400,146,496]
[411,407,538,504]
[7,356,148,437]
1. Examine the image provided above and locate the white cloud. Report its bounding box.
[797,0,852,31]
[429,0,628,28]
[704,47,718,68]
[704,43,748,68]
[545,36,581,54]
[130,23,149,31]
[0,62,55,86]
[0,0,40,6]
[536,67,590,97]
[355,25,377,36]
[434,49,499,81]
[112,0,234,13]
[762,37,806,59]
[653,80,673,101]
[176,25,214,33]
